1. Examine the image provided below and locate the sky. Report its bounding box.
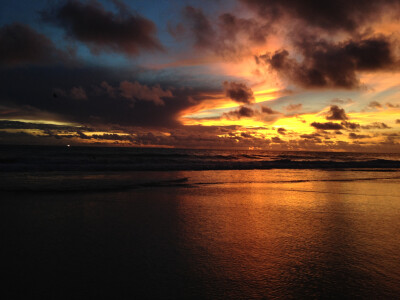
[0,0,400,151]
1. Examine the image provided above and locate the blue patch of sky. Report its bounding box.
[361,85,400,106]
[0,0,49,26]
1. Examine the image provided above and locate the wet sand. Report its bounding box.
[2,169,400,299]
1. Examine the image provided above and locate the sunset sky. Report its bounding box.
[1,0,400,151]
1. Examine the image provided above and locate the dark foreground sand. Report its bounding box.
[2,169,400,299]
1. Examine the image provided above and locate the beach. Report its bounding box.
[2,162,400,298]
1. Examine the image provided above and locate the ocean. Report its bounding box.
[1,145,400,298]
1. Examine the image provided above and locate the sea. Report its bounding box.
[1,145,400,299]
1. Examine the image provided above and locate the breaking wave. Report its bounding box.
[1,145,399,172]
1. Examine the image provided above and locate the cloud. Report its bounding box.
[90,133,134,141]
[361,122,391,129]
[100,81,116,98]
[331,98,354,105]
[261,105,279,114]
[42,0,163,56]
[397,119,400,124]
[386,102,400,108]
[177,7,272,59]
[349,132,370,139]
[183,6,216,49]
[0,65,213,128]
[285,103,302,112]
[311,122,344,130]
[241,0,400,33]
[271,136,284,143]
[241,132,252,138]
[0,23,71,66]
[1,117,398,151]
[326,105,348,120]
[277,127,286,135]
[223,81,254,104]
[259,36,397,89]
[300,134,322,143]
[341,121,390,130]
[218,13,270,45]
[222,104,280,122]
[119,81,172,105]
[300,133,322,140]
[223,106,255,119]
[70,86,87,100]
[368,101,382,108]
[341,121,361,130]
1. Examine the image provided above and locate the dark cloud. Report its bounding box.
[247,0,400,90]
[300,133,322,140]
[183,6,216,49]
[341,121,361,130]
[349,132,370,139]
[126,125,273,149]
[1,120,397,150]
[381,133,400,145]
[397,119,400,124]
[386,102,400,108]
[223,81,254,104]
[368,101,382,108]
[0,65,212,128]
[222,104,280,121]
[241,0,400,33]
[260,36,397,89]
[91,133,134,141]
[119,81,173,105]
[277,127,286,135]
[261,105,279,114]
[240,132,252,138]
[0,23,71,66]
[361,122,391,129]
[177,7,272,59]
[218,13,270,45]
[223,106,255,119]
[341,121,391,130]
[70,86,87,100]
[326,105,348,120]
[42,0,163,56]
[271,136,284,143]
[311,122,344,130]
[100,81,115,98]
[300,133,322,143]
[76,129,90,139]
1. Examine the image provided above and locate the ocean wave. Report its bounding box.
[1,159,400,172]
[1,146,400,172]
